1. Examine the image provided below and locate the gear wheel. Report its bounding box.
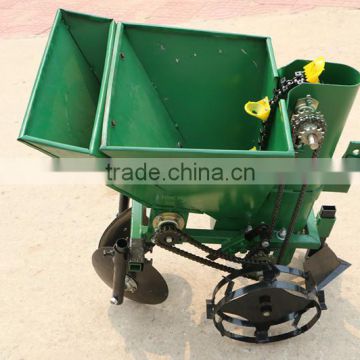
[243,250,275,280]
[291,95,326,150]
[155,222,183,245]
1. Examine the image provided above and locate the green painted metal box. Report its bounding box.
[101,23,293,157]
[18,9,115,157]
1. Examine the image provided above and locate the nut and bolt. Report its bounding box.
[261,240,270,248]
[307,133,319,150]
[277,228,287,240]
[152,213,185,231]
[262,309,272,317]
[125,275,138,293]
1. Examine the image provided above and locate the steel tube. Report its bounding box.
[111,238,129,305]
[118,194,130,214]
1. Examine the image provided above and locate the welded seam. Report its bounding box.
[66,22,101,85]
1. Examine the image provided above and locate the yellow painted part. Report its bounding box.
[249,146,257,151]
[244,96,271,122]
[303,56,325,83]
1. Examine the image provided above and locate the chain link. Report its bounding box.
[260,72,306,149]
[269,71,306,106]
[153,226,273,275]
[276,150,319,263]
[155,240,238,273]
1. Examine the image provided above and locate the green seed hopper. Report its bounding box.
[19,9,360,343]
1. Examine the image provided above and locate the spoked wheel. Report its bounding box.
[207,265,323,343]
[92,207,168,304]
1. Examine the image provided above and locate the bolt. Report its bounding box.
[261,240,270,248]
[307,134,319,150]
[103,248,114,256]
[260,297,272,317]
[110,297,120,305]
[120,52,125,59]
[125,275,137,293]
[166,236,173,244]
[245,225,253,233]
[111,120,116,127]
[277,228,287,240]
[353,149,360,156]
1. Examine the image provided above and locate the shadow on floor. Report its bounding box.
[108,273,199,360]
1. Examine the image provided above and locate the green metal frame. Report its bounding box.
[130,200,145,239]
[130,200,322,267]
